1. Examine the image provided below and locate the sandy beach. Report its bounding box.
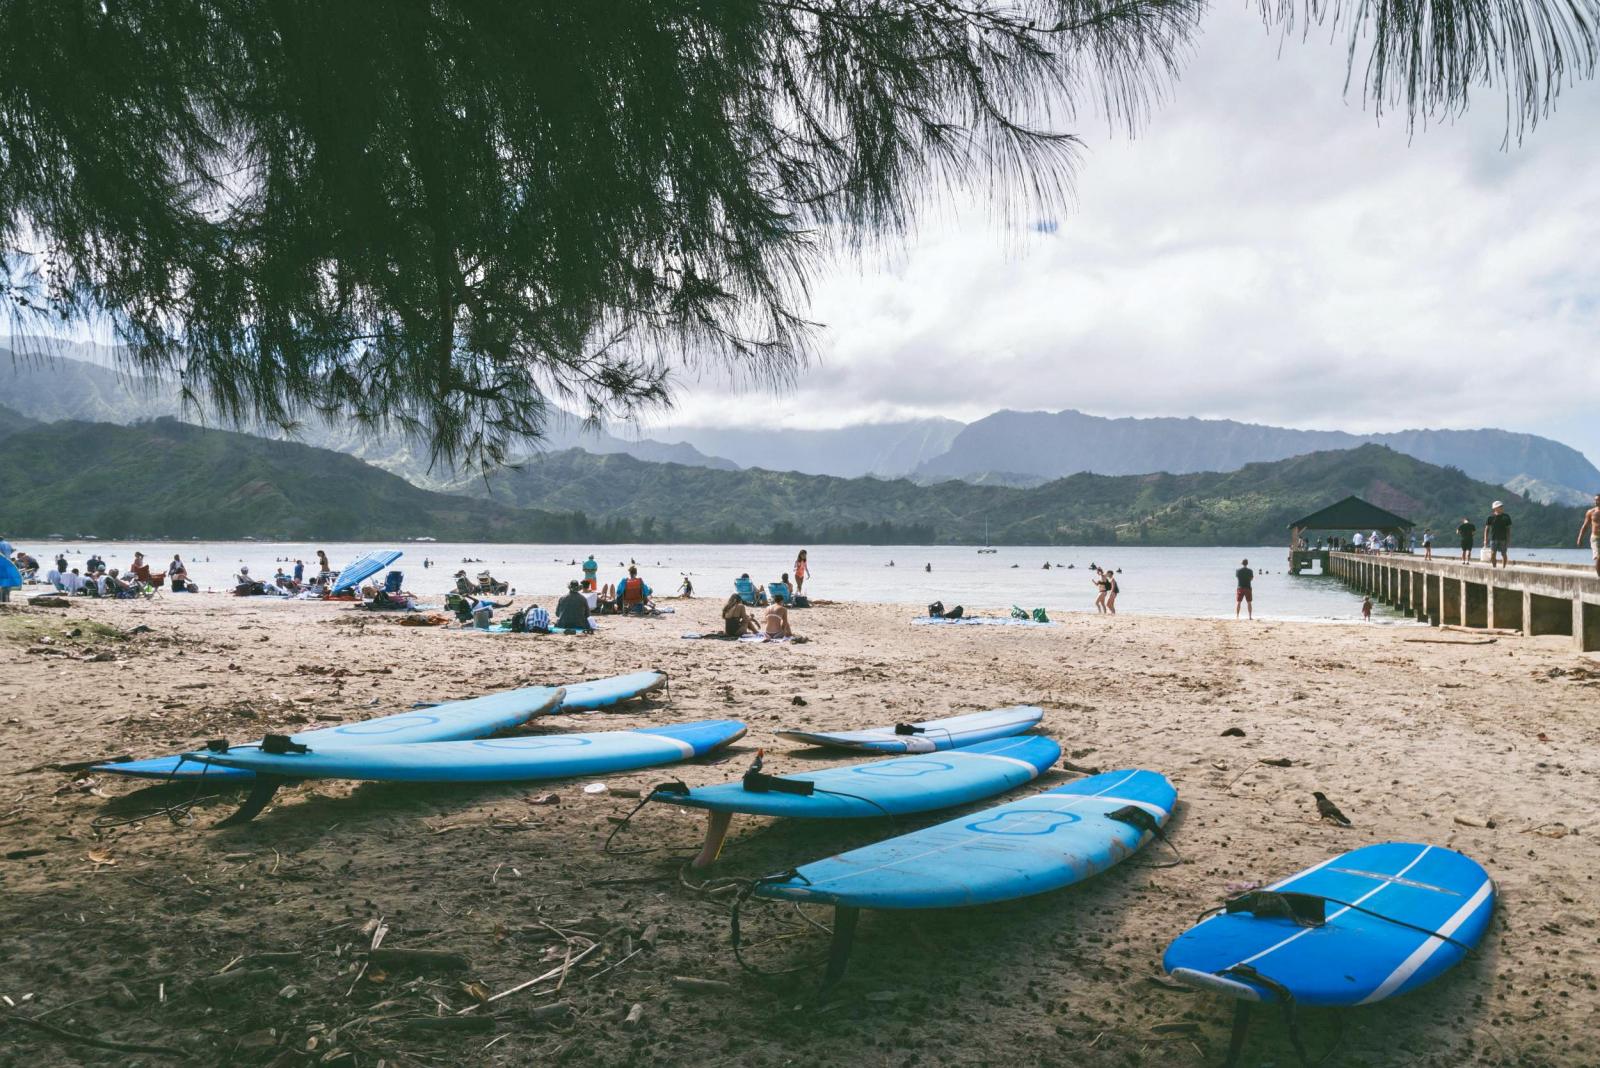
[2,592,1597,1066]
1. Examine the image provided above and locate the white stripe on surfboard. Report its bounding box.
[801,770,1151,887]
[947,750,1044,776]
[1355,876,1493,1005]
[643,733,696,759]
[1229,844,1434,973]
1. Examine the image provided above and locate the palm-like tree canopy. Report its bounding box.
[1,1,1594,465]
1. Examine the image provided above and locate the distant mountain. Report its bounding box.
[1503,475,1593,507]
[460,442,1580,545]
[0,404,39,441]
[658,418,964,478]
[1,413,1580,544]
[0,417,590,541]
[0,348,738,487]
[916,409,1600,498]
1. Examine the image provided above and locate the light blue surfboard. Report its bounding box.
[559,670,667,712]
[775,706,1044,754]
[95,685,565,782]
[657,736,1061,819]
[195,720,748,783]
[756,768,1175,910]
[331,550,403,593]
[1163,842,1494,1007]
[0,554,21,589]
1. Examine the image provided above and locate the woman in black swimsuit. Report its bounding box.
[1092,568,1109,613]
[1104,568,1119,615]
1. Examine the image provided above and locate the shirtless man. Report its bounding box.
[1579,494,1600,579]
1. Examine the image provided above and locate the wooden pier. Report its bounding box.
[1327,552,1600,652]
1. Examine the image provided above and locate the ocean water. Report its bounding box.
[18,540,1596,622]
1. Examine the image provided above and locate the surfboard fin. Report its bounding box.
[215,775,286,827]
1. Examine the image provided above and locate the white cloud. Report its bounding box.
[658,8,1600,463]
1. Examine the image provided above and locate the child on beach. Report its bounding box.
[1361,596,1373,622]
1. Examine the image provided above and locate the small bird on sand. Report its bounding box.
[1313,791,1352,827]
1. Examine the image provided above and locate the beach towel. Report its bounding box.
[912,616,1057,627]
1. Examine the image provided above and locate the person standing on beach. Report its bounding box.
[793,550,809,595]
[1105,568,1119,614]
[316,549,331,577]
[582,554,599,590]
[1484,501,1511,568]
[1234,559,1254,620]
[1456,517,1476,563]
[1092,568,1108,613]
[1578,495,1600,578]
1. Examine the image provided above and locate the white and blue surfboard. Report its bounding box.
[659,736,1060,820]
[330,549,403,593]
[95,684,566,782]
[775,706,1044,754]
[1163,842,1494,1006]
[195,720,747,783]
[559,670,667,712]
[757,768,1175,910]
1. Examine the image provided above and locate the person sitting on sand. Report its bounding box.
[61,567,87,595]
[734,572,757,605]
[615,566,651,614]
[555,581,593,632]
[274,568,300,593]
[764,591,794,639]
[722,594,759,637]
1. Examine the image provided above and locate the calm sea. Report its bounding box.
[20,540,1596,623]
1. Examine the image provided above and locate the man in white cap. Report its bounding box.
[1483,501,1512,569]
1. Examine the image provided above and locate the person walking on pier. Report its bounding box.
[1484,501,1512,568]
[1456,517,1476,563]
[1234,559,1254,620]
[1578,494,1600,578]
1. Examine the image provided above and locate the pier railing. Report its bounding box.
[1323,551,1599,651]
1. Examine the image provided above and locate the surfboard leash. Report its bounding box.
[601,780,689,856]
[1106,804,1183,868]
[1215,963,1346,1068]
[1199,891,1475,954]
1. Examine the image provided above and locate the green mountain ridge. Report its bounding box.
[0,411,1582,545]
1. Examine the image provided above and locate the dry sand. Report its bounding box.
[1,592,1597,1066]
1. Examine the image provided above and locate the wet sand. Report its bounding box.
[1,593,1597,1066]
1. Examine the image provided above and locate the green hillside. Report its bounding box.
[466,443,1581,545]
[0,418,590,541]
[0,417,1581,545]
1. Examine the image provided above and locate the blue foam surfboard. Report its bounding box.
[775,705,1044,754]
[194,720,747,782]
[559,670,667,712]
[95,685,566,782]
[0,554,21,589]
[331,550,403,593]
[657,736,1061,819]
[1163,842,1494,1006]
[756,768,1175,910]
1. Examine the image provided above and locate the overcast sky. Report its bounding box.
[656,6,1600,464]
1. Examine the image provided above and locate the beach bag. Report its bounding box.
[1032,607,1050,623]
[1478,547,1492,562]
[945,605,964,620]
[792,595,810,609]
[508,608,530,633]
[928,601,945,618]
[1011,605,1028,619]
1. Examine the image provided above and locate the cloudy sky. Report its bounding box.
[656,5,1600,463]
